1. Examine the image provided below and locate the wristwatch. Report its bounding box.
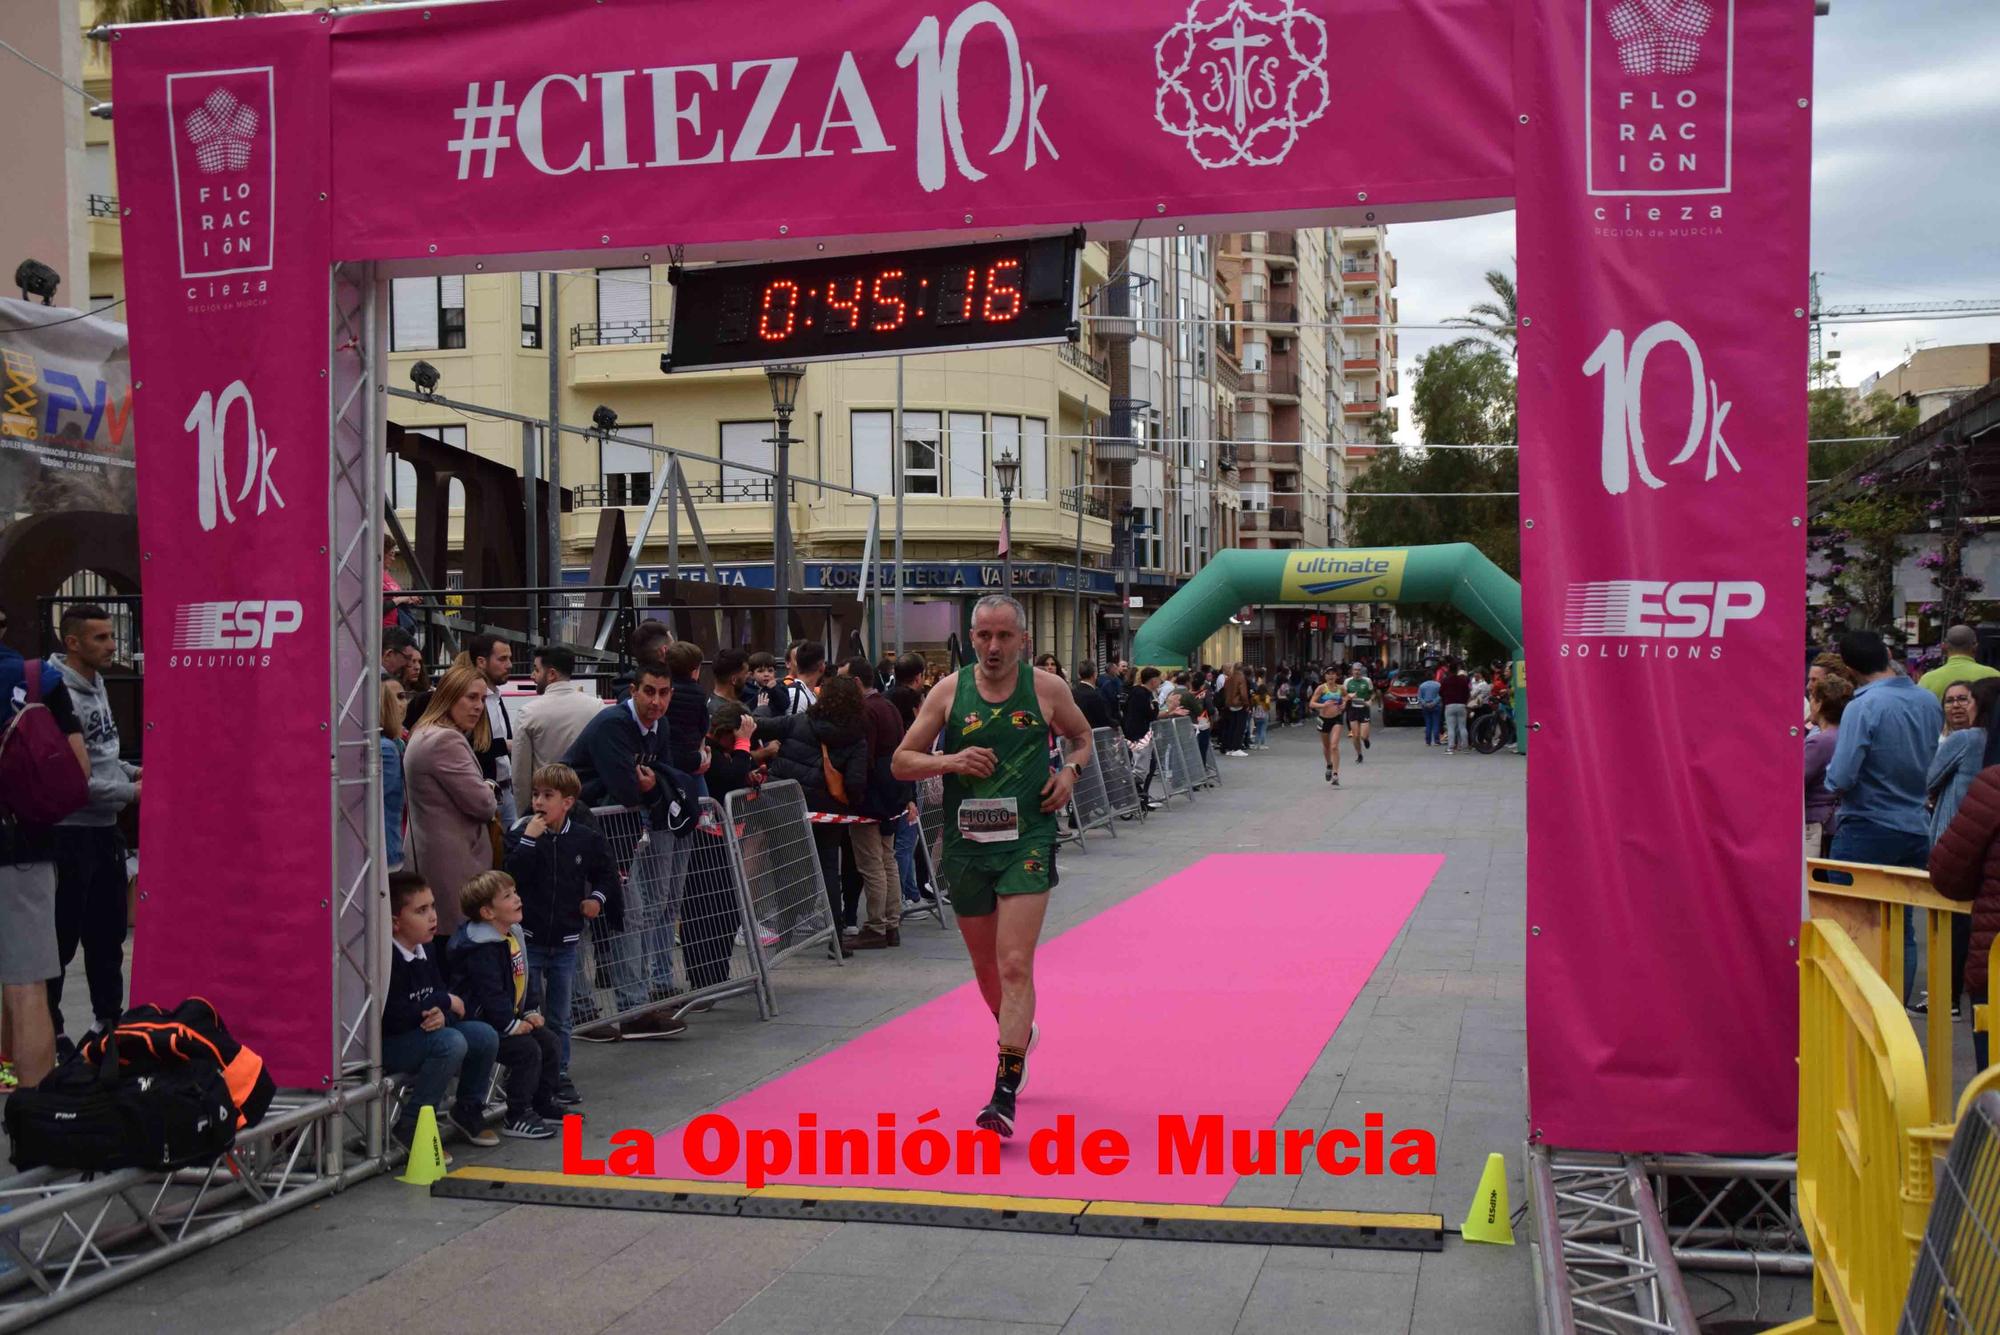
[1066,761,1084,779]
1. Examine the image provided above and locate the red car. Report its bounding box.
[1379,670,1426,726]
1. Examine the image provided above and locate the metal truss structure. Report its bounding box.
[0,269,395,1333]
[1529,1147,1810,1334]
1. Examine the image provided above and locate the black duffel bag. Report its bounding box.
[4,1035,239,1173]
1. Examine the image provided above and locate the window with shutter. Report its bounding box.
[948,412,986,497]
[1023,418,1048,501]
[599,423,654,507]
[720,421,775,502]
[595,268,652,344]
[902,411,941,495]
[850,412,894,497]
[390,277,440,351]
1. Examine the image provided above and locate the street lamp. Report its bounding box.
[994,448,1020,594]
[765,364,806,637]
[1119,504,1148,663]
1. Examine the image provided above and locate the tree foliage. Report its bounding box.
[1808,369,1917,480]
[1443,268,1518,359]
[1347,339,1518,659]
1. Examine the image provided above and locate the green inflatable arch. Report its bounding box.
[1130,544,1526,735]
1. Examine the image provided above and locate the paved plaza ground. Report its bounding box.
[39,721,1536,1335]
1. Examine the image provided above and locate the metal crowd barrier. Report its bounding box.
[1900,1090,2000,1335]
[1170,716,1208,795]
[570,802,770,1038]
[724,780,842,971]
[1059,732,1117,850]
[1094,727,1145,820]
[1148,719,1195,806]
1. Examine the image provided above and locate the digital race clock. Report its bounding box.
[662,233,1081,373]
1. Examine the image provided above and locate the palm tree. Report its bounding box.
[1446,267,1518,359]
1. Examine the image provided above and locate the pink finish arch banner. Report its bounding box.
[107,0,1813,1149]
[111,18,335,1087]
[1516,0,1811,1151]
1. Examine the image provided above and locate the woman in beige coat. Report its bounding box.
[403,664,498,933]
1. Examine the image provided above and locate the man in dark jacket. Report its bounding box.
[846,657,912,948]
[559,662,692,1038]
[887,653,926,730]
[1072,661,1114,730]
[1099,658,1127,720]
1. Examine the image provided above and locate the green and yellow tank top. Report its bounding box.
[942,666,1056,862]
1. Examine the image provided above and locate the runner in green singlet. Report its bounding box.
[895,594,1094,1137]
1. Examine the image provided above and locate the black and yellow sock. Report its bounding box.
[996,1043,1026,1094]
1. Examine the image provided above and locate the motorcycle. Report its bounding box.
[1470,700,1517,755]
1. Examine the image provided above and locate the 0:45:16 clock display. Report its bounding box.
[716,258,1027,345]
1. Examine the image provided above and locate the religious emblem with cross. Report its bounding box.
[1155,0,1330,170]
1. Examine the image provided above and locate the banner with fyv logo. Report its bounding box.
[1516,0,1810,1152]
[113,22,335,1088]
[321,0,1514,260]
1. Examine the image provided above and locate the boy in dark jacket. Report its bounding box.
[383,873,499,1153]
[504,763,618,1107]
[447,871,562,1140]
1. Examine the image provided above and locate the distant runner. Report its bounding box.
[894,594,1094,1137]
[1310,667,1347,788]
[1344,664,1375,763]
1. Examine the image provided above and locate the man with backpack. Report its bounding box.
[0,625,91,1090]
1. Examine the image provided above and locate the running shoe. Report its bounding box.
[1018,1021,1041,1094]
[556,1075,584,1106]
[1331,775,1340,787]
[501,1114,556,1141]
[1357,750,1364,764]
[0,1061,16,1090]
[1324,764,1333,782]
[976,1088,1017,1138]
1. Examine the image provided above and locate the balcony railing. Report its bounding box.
[1241,300,1298,326]
[1093,397,1149,462]
[1240,368,1299,398]
[1089,281,1138,339]
[1058,341,1108,383]
[1058,490,1114,518]
[86,194,119,219]
[572,318,671,347]
[1341,258,1379,275]
[573,477,796,508]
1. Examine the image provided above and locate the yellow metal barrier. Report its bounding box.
[1806,859,1971,1122]
[1788,920,1935,1335]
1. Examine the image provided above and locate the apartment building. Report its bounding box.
[1330,227,1401,491]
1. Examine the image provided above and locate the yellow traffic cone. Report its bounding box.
[1460,1152,1515,1245]
[396,1105,451,1186]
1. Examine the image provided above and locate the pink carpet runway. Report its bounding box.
[651,853,1441,1202]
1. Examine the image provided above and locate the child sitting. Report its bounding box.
[447,870,563,1140]
[383,872,500,1153]
[503,763,618,1109]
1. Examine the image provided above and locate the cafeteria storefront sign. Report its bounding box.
[577,562,1120,596]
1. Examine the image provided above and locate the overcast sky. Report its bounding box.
[1385,0,2000,442]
